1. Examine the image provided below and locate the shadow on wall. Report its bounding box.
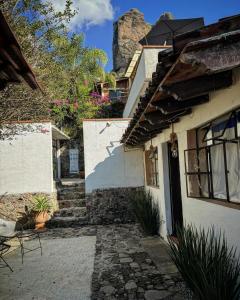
[86,143,144,193]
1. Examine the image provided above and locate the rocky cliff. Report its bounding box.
[112,9,151,75]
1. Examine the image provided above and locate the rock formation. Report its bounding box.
[112,8,151,75]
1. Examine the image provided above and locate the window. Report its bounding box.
[185,109,240,204]
[145,147,159,187]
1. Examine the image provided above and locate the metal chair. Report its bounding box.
[0,207,43,268]
[0,236,14,272]
[17,230,42,264]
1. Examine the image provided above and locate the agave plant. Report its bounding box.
[31,195,52,214]
[130,190,160,235]
[168,225,240,300]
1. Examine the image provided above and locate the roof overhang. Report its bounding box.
[122,15,240,146]
[0,11,41,91]
[52,125,70,140]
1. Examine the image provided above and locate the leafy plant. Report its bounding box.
[168,225,240,300]
[31,195,52,214]
[130,190,160,235]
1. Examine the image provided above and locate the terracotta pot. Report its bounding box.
[35,212,49,230]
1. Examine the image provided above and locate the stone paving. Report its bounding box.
[0,224,191,300]
[91,224,189,300]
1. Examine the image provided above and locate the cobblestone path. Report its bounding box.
[91,224,189,300]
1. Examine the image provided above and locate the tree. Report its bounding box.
[49,33,109,136]
[0,0,114,138]
[0,0,75,137]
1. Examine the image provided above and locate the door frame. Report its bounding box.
[167,141,183,236]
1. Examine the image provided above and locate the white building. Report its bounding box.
[83,47,166,195]
[121,16,240,252]
[83,15,240,253]
[0,121,69,196]
[83,119,144,193]
[123,47,169,118]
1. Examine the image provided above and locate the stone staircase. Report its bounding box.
[47,180,88,228]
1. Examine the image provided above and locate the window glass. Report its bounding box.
[186,174,209,198]
[209,143,227,200]
[226,141,240,203]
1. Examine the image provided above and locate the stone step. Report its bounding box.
[58,191,85,200]
[58,185,85,193]
[54,207,87,218]
[46,216,88,228]
[61,179,85,188]
[58,199,86,209]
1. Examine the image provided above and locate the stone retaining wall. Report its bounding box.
[86,187,143,225]
[0,192,58,221]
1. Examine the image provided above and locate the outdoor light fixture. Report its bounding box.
[170,123,178,158]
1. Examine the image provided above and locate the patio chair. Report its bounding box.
[0,236,14,272]
[0,211,43,268]
[17,229,42,264]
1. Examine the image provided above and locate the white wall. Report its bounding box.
[0,122,53,195]
[144,68,240,252]
[83,119,144,193]
[123,48,165,118]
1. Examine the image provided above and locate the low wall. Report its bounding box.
[0,192,58,222]
[86,187,143,225]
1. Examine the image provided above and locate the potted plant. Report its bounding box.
[32,195,52,230]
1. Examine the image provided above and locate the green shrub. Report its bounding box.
[130,190,159,235]
[168,225,240,300]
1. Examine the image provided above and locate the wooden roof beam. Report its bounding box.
[144,109,192,125]
[149,95,209,114]
[162,71,232,100]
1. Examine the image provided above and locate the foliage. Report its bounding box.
[104,72,117,89]
[130,190,160,235]
[0,1,115,138]
[49,33,108,132]
[31,195,52,213]
[168,225,240,300]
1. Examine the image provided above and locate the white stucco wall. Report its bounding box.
[144,68,240,252]
[83,119,144,193]
[0,122,53,195]
[123,48,166,118]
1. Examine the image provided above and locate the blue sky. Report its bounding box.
[72,0,240,71]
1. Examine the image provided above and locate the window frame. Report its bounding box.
[184,108,240,204]
[145,147,159,188]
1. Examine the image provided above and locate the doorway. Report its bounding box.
[167,142,183,236]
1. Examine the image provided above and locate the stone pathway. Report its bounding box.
[91,224,188,300]
[0,224,190,300]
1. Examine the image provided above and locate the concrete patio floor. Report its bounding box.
[0,236,96,300]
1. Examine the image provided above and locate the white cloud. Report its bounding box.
[48,0,114,29]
